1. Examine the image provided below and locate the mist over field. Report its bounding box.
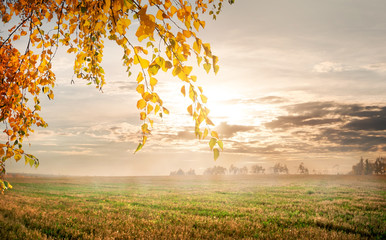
[1,175,385,239]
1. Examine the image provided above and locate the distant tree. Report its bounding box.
[203,166,226,175]
[374,157,385,175]
[170,168,185,176]
[352,157,365,175]
[298,162,309,174]
[250,164,265,174]
[239,166,248,175]
[350,157,386,175]
[364,159,373,175]
[273,163,289,174]
[228,164,239,175]
[185,169,196,176]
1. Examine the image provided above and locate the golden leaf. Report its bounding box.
[156,10,164,20]
[211,131,219,139]
[136,84,144,94]
[137,99,146,109]
[150,77,158,91]
[200,94,207,103]
[154,105,160,114]
[187,105,193,116]
[140,112,146,120]
[137,72,144,83]
[203,63,211,73]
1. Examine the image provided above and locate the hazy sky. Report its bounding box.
[4,0,386,175]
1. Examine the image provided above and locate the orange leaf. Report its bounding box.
[137,99,146,109]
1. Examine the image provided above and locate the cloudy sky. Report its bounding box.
[4,0,386,175]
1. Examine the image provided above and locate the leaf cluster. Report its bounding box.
[0,0,233,193]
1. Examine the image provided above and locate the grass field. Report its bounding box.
[0,175,385,239]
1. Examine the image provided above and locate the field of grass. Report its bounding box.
[0,175,385,239]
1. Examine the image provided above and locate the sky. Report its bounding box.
[3,0,386,175]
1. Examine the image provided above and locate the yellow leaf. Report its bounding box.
[214,65,219,75]
[189,86,195,101]
[183,66,192,75]
[212,55,219,65]
[48,92,54,100]
[193,20,200,31]
[136,84,144,94]
[137,72,144,83]
[203,43,212,57]
[213,148,219,161]
[203,128,208,139]
[209,138,217,150]
[156,10,164,20]
[148,64,160,75]
[0,148,5,156]
[183,30,191,38]
[134,143,143,153]
[137,99,146,109]
[147,104,153,114]
[140,58,149,69]
[143,92,152,101]
[154,105,160,114]
[170,5,177,15]
[217,140,224,150]
[140,112,146,120]
[200,94,207,103]
[150,77,157,90]
[203,63,211,73]
[14,153,22,162]
[187,105,193,116]
[163,108,169,114]
[193,41,200,53]
[198,114,204,125]
[211,131,219,139]
[141,123,149,133]
[6,148,14,158]
[206,117,215,126]
[172,66,181,76]
[150,93,158,103]
[181,85,185,96]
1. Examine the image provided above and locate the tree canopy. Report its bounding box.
[0,0,234,193]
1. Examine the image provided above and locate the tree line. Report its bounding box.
[170,162,311,176]
[349,157,385,175]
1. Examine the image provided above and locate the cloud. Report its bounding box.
[362,63,386,73]
[239,96,288,105]
[215,122,258,138]
[265,116,341,129]
[312,61,348,73]
[313,61,386,75]
[264,101,386,153]
[344,117,386,131]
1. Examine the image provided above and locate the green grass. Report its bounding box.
[0,175,385,239]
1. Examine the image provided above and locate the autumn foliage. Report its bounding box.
[0,0,232,192]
